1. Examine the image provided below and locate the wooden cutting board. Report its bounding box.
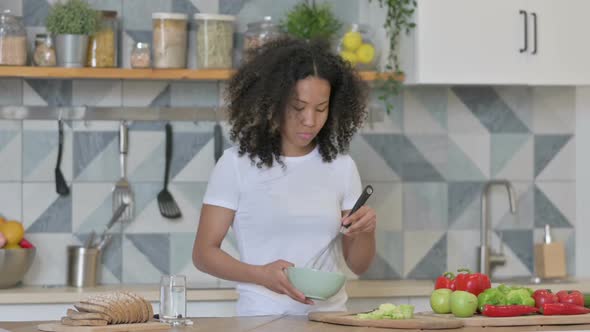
[37,321,169,332]
[308,311,464,329]
[422,312,590,327]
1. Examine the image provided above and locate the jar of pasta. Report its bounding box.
[0,10,26,66]
[194,14,235,69]
[87,10,118,68]
[152,13,188,68]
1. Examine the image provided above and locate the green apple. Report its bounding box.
[430,289,452,314]
[451,291,478,318]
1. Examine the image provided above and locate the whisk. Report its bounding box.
[304,185,374,270]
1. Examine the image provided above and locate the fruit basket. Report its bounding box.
[0,217,36,288]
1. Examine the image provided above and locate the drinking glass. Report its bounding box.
[159,274,187,325]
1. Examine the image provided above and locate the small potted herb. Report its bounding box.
[46,0,100,67]
[281,0,341,43]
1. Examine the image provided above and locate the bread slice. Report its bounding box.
[67,308,110,321]
[81,296,115,324]
[143,298,154,320]
[124,291,148,322]
[114,291,137,323]
[61,317,108,326]
[98,294,126,324]
[83,295,122,324]
[73,302,114,324]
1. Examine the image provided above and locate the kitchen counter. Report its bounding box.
[0,280,435,304]
[4,316,590,332]
[2,279,590,304]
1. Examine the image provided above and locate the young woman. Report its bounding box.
[193,37,377,316]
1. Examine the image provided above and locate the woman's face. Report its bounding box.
[280,76,331,156]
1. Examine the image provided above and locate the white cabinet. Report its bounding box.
[399,0,590,85]
[527,0,590,85]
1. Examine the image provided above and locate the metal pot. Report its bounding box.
[56,34,88,68]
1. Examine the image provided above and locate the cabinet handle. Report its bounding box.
[519,10,528,53]
[531,12,538,54]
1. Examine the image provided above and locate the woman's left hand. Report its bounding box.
[341,206,377,237]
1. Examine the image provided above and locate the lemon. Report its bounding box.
[342,31,362,51]
[356,43,375,64]
[340,51,358,67]
[0,221,24,245]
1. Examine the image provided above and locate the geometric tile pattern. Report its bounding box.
[0,0,577,285]
[5,83,578,284]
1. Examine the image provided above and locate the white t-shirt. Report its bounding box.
[202,145,362,316]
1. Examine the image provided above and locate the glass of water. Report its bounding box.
[159,274,187,325]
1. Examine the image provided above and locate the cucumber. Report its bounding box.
[584,294,590,307]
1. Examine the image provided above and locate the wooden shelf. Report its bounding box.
[0,66,402,82]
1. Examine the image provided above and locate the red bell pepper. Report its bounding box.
[533,289,558,309]
[434,272,456,290]
[542,302,590,315]
[18,238,34,249]
[454,269,491,296]
[481,305,539,317]
[556,290,585,307]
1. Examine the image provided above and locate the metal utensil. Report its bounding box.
[157,123,182,219]
[112,121,134,222]
[95,200,129,250]
[304,185,374,270]
[55,119,69,196]
[84,231,95,249]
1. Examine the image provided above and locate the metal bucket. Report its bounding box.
[67,245,101,287]
[56,34,89,68]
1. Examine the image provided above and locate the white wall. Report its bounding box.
[576,87,590,277]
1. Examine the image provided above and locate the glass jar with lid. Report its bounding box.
[152,12,188,68]
[131,42,151,68]
[0,9,27,65]
[194,13,235,69]
[33,33,56,67]
[243,16,283,53]
[87,10,118,67]
[336,23,380,70]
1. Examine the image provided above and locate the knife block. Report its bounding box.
[534,242,567,279]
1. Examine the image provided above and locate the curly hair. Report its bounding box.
[226,37,369,168]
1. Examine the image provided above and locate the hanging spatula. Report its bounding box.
[55,119,69,196]
[158,123,182,219]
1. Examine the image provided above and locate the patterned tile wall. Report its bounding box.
[0,0,577,286]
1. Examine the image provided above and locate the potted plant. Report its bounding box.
[46,0,100,67]
[281,0,341,43]
[367,0,417,113]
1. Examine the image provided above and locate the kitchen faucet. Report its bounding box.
[479,180,517,277]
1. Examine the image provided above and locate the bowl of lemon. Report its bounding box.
[0,218,36,288]
[338,24,378,70]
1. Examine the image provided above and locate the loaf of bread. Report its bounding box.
[67,291,153,325]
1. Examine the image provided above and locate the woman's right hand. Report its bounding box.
[255,260,314,305]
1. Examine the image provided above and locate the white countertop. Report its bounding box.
[2,279,590,304]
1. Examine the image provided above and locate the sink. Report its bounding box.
[492,276,577,285]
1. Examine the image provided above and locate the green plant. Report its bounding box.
[368,0,417,113]
[46,0,100,35]
[281,0,341,41]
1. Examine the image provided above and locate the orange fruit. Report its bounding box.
[0,221,24,245]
